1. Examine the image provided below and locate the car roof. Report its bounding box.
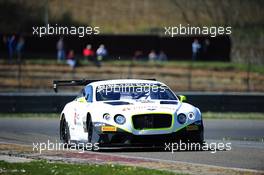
[87,79,166,87]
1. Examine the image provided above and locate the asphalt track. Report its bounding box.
[0,117,263,171]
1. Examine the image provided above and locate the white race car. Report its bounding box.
[54,79,204,149]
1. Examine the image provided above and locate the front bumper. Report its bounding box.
[92,121,204,146]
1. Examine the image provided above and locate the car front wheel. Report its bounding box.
[60,117,71,145]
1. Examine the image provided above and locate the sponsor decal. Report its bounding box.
[101,126,117,132]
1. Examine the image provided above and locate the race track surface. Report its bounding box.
[0,118,263,171]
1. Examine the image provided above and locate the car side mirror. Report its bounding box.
[85,94,89,101]
[178,95,187,102]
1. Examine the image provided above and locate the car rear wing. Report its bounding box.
[53,79,101,92]
[53,79,156,92]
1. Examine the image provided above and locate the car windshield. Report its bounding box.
[96,83,177,101]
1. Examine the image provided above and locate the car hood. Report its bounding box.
[96,100,181,114]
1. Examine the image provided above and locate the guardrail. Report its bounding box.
[0,92,263,113]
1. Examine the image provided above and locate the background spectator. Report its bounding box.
[148,50,157,62]
[7,35,16,62]
[83,44,94,62]
[192,39,201,61]
[158,50,168,62]
[66,50,77,69]
[133,50,143,61]
[202,39,210,60]
[96,44,107,67]
[56,37,65,62]
[16,36,25,62]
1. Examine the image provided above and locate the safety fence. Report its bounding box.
[0,92,263,113]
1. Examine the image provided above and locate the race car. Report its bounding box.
[54,79,204,148]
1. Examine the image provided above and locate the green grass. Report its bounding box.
[0,160,178,175]
[0,112,263,120]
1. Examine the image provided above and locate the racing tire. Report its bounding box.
[87,114,100,151]
[188,131,204,145]
[87,114,93,143]
[60,116,71,146]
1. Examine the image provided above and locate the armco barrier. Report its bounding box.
[0,93,75,113]
[0,92,263,113]
[183,92,264,112]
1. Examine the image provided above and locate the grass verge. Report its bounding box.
[0,160,178,175]
[0,112,263,120]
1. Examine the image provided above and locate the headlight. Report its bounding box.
[188,112,195,120]
[177,113,187,124]
[114,114,126,125]
[103,113,111,120]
